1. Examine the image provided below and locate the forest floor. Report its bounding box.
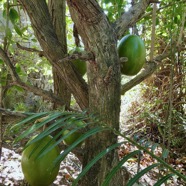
[0,84,185,186]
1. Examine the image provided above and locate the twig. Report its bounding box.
[121,52,170,95]
[150,3,157,61]
[114,0,151,39]
[141,0,186,20]
[177,7,186,47]
[60,51,94,63]
[0,46,21,82]
[0,100,2,161]
[16,43,45,57]
[149,0,160,3]
[0,107,29,117]
[73,24,81,47]
[0,46,67,108]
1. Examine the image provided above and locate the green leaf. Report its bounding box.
[9,8,19,24]
[15,64,21,73]
[12,111,91,144]
[73,142,124,186]
[11,112,47,127]
[162,148,169,159]
[3,9,7,19]
[11,112,48,137]
[13,85,24,92]
[26,135,56,159]
[151,143,159,152]
[104,0,110,4]
[26,113,82,149]
[5,27,12,40]
[21,26,28,33]
[14,24,23,36]
[127,163,160,186]
[0,58,4,64]
[0,76,7,86]
[23,111,90,144]
[15,112,63,143]
[21,112,91,160]
[35,126,77,160]
[54,126,109,165]
[102,150,141,186]
[31,38,38,42]
[154,174,175,186]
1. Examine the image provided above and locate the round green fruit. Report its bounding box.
[62,129,82,146]
[21,135,60,186]
[70,47,86,76]
[72,59,86,76]
[68,119,85,127]
[117,34,146,76]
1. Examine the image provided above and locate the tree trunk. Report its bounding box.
[67,1,128,185]
[19,0,129,185]
[20,0,89,110]
[48,0,71,109]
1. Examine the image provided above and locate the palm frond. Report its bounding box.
[11,110,186,184]
[54,126,109,165]
[14,112,63,143]
[127,163,160,186]
[72,142,124,186]
[11,112,48,132]
[101,150,141,186]
[154,173,175,186]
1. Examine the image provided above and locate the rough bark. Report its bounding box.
[48,0,71,109]
[19,0,89,110]
[114,0,150,39]
[67,1,128,185]
[16,0,153,185]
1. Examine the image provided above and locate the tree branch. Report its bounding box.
[0,46,67,108]
[61,51,94,63]
[0,47,21,82]
[0,107,29,117]
[16,43,45,57]
[113,0,150,39]
[121,52,170,95]
[19,0,89,110]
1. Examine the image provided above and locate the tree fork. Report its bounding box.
[67,0,127,185]
[19,0,89,110]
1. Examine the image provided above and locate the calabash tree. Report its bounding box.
[0,0,185,185]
